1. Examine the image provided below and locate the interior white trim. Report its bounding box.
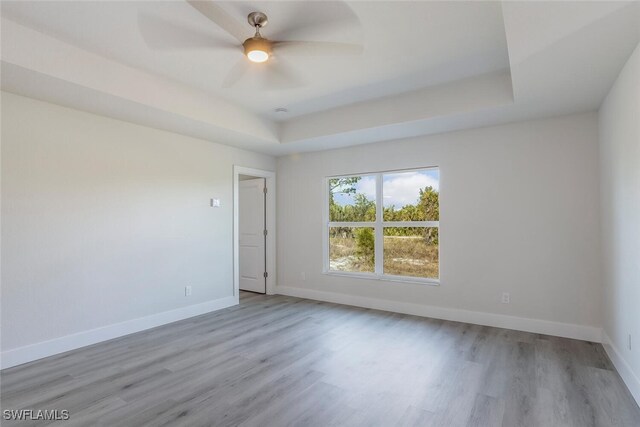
[0,296,236,370]
[602,331,640,406]
[233,166,277,295]
[275,286,602,343]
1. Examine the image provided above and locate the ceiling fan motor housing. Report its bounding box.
[248,12,268,28]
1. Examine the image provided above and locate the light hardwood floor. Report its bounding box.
[2,292,639,426]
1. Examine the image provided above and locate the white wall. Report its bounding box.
[277,113,602,340]
[598,42,640,403]
[1,92,275,366]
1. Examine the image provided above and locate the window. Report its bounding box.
[325,168,440,284]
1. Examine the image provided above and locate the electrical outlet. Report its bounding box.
[185,286,192,296]
[501,292,510,304]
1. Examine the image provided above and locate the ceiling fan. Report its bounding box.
[139,0,363,89]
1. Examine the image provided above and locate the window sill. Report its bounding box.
[322,270,440,286]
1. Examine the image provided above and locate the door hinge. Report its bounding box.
[263,229,268,236]
[263,272,268,278]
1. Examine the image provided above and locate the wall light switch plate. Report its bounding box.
[211,198,221,207]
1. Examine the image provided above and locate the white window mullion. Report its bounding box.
[374,173,384,276]
[328,221,376,228]
[382,221,439,228]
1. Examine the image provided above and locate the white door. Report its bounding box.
[239,178,266,293]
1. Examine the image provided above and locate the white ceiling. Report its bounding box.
[1,1,639,155]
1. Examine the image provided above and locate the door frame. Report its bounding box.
[233,166,276,299]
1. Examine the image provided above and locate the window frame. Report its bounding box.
[323,167,440,285]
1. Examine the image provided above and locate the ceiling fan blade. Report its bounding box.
[222,59,250,88]
[186,0,247,43]
[222,57,303,90]
[262,58,304,90]
[138,14,237,51]
[274,41,363,56]
[269,1,361,42]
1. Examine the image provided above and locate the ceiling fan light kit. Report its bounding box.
[244,36,271,63]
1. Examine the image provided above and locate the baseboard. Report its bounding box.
[0,295,237,370]
[602,331,640,406]
[275,286,602,343]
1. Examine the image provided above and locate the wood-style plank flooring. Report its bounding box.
[2,292,639,426]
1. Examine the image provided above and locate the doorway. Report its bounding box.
[238,176,266,293]
[233,166,276,299]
